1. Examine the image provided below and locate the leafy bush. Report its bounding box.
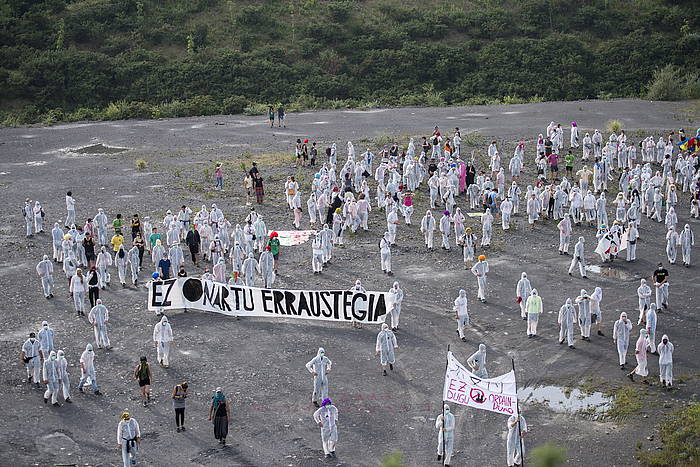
[102,101,152,120]
[529,442,567,467]
[135,159,147,170]
[243,103,268,116]
[222,95,249,115]
[607,119,623,134]
[646,65,700,101]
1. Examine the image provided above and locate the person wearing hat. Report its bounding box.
[313,398,339,458]
[266,232,280,273]
[23,198,34,238]
[153,316,174,368]
[209,387,231,445]
[117,411,140,467]
[471,255,489,302]
[435,404,455,466]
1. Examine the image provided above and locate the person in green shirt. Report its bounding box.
[268,105,275,128]
[564,151,575,178]
[112,213,123,235]
[149,227,162,248]
[267,231,281,273]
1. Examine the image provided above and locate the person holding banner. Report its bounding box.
[306,347,332,407]
[467,344,488,378]
[375,323,398,376]
[388,282,403,331]
[453,289,470,342]
[507,408,528,467]
[435,404,455,466]
[313,398,338,458]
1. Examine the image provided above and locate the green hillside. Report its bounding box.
[1,0,698,124]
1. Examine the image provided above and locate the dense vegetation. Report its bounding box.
[1,0,698,125]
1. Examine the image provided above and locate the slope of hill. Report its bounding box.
[1,0,698,124]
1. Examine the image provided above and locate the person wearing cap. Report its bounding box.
[89,298,111,349]
[36,254,54,299]
[20,332,43,387]
[78,343,101,395]
[435,404,455,466]
[313,398,339,458]
[209,387,231,445]
[117,412,140,467]
[23,198,34,237]
[146,272,164,316]
[471,255,489,302]
[153,316,174,368]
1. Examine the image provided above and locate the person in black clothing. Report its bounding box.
[158,254,172,280]
[653,263,670,309]
[134,233,145,266]
[310,142,317,166]
[186,226,201,266]
[326,188,342,225]
[87,266,100,307]
[131,214,142,241]
[83,234,96,269]
[421,137,430,155]
[248,162,259,179]
[177,265,187,277]
[428,159,438,178]
[465,161,476,187]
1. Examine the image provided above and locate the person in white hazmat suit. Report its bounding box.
[306,347,332,407]
[52,223,64,262]
[467,343,488,378]
[21,332,42,387]
[36,254,54,298]
[259,246,275,288]
[117,412,141,467]
[576,289,592,341]
[435,404,455,466]
[420,210,436,250]
[526,289,543,338]
[680,224,694,266]
[115,244,128,287]
[515,272,532,320]
[313,398,338,458]
[613,312,633,369]
[453,289,470,342]
[558,298,577,348]
[646,303,658,354]
[169,242,184,274]
[637,279,652,325]
[568,236,588,278]
[507,409,528,467]
[388,281,403,330]
[56,349,71,403]
[471,255,489,302]
[658,334,674,390]
[96,246,112,288]
[78,343,101,394]
[312,234,324,274]
[375,323,398,375]
[241,252,259,286]
[43,350,62,406]
[380,231,393,275]
[88,298,111,349]
[627,328,649,382]
[127,244,140,286]
[153,316,173,368]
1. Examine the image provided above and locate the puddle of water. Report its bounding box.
[74,143,129,154]
[585,265,635,280]
[519,385,612,415]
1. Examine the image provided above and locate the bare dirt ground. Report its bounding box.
[0,99,698,467]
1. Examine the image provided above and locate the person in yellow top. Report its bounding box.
[526,289,543,338]
[111,232,124,252]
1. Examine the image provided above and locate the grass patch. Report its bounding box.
[135,159,147,170]
[605,386,643,420]
[639,403,700,466]
[607,119,623,134]
[380,451,405,467]
[529,442,567,467]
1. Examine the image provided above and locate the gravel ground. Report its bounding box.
[0,98,698,467]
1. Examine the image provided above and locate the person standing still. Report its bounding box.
[209,387,231,445]
[214,163,224,191]
[268,106,275,128]
[173,382,188,432]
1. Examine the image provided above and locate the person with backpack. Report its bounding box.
[133,356,152,407]
[277,105,285,128]
[172,382,188,432]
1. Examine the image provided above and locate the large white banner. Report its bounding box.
[442,351,517,415]
[148,278,392,324]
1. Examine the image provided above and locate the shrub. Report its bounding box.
[222,95,248,115]
[135,159,147,170]
[380,451,405,467]
[102,101,152,120]
[639,403,700,466]
[66,107,100,122]
[243,103,268,116]
[529,442,567,467]
[607,119,623,134]
[185,95,219,115]
[646,65,700,101]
